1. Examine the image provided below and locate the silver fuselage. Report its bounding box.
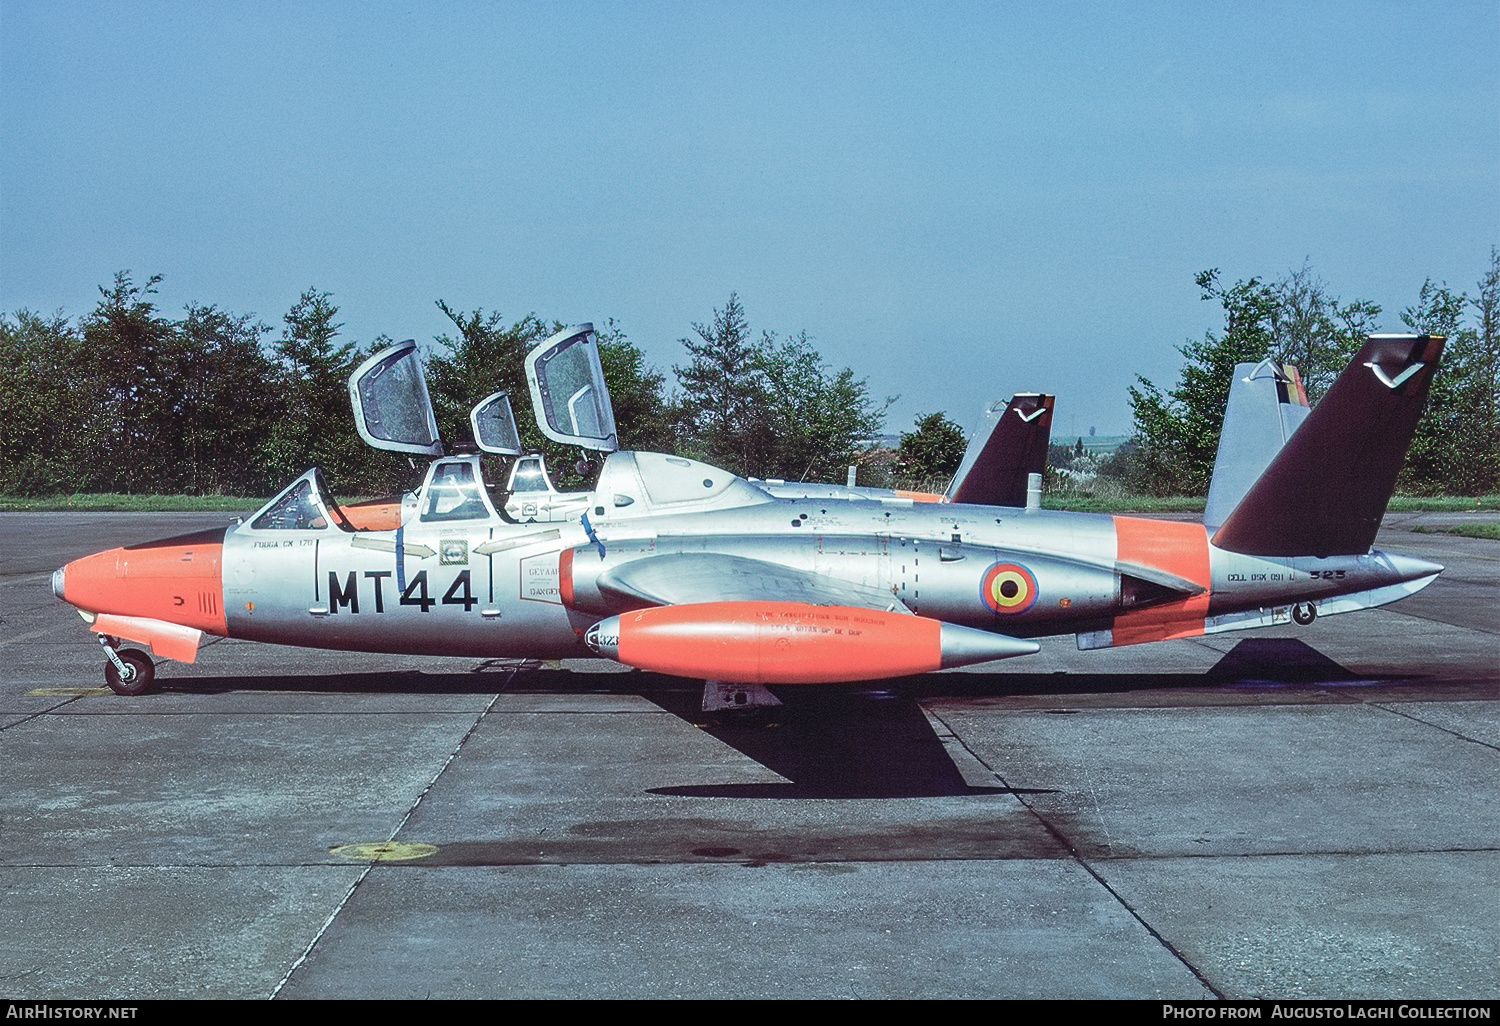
[220,455,1439,659]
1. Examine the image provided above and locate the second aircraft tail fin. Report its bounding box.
[1202,360,1311,530]
[1211,335,1444,558]
[946,393,1054,507]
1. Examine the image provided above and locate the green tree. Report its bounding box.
[1468,249,1500,493]
[175,304,278,495]
[894,412,967,491]
[78,272,226,493]
[595,318,678,456]
[426,302,549,452]
[1127,270,1279,495]
[0,310,93,495]
[674,294,886,480]
[753,330,888,483]
[1267,262,1382,403]
[1127,265,1384,496]
[1399,265,1499,496]
[674,294,766,475]
[5,275,283,496]
[426,306,675,489]
[261,289,377,491]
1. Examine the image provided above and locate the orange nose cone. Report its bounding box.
[60,528,228,636]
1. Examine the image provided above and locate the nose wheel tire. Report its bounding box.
[1291,602,1318,627]
[104,649,156,696]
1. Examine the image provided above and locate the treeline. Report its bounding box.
[0,279,890,497]
[1110,252,1500,497]
[7,256,1494,502]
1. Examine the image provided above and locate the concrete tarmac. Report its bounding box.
[0,510,1494,999]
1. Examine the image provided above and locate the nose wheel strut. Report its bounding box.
[100,635,156,696]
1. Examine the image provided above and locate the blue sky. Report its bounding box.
[3,1,1496,439]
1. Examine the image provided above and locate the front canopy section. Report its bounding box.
[524,324,618,452]
[246,469,345,531]
[469,391,523,455]
[347,339,444,457]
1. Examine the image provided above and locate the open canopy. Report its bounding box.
[524,324,618,452]
[469,391,523,455]
[347,339,443,457]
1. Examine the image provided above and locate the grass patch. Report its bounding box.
[0,493,265,513]
[1045,493,1500,515]
[1042,495,1205,514]
[1412,523,1500,541]
[1386,495,1500,512]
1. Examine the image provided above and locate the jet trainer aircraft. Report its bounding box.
[53,326,1445,705]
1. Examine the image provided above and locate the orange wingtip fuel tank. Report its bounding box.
[584,602,1038,684]
[54,527,228,642]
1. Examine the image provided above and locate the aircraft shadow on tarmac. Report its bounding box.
[162,638,1410,801]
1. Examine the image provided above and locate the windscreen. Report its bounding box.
[421,461,491,522]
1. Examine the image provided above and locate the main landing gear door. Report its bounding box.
[469,391,524,455]
[348,339,444,457]
[524,324,618,452]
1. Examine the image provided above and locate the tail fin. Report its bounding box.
[1203,360,1311,530]
[947,393,1054,506]
[1212,335,1444,557]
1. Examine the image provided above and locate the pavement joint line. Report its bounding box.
[0,694,86,731]
[922,703,1227,1000]
[15,685,1481,712]
[10,707,676,717]
[1080,846,1500,862]
[269,690,501,1000]
[0,627,63,650]
[1367,701,1500,754]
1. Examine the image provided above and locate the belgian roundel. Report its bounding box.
[980,562,1039,615]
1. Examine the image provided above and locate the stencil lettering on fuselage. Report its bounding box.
[520,552,562,603]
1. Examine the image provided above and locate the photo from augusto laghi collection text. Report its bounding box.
[1161,1005,1493,1020]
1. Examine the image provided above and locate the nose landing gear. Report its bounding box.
[1291,601,1318,627]
[100,635,156,696]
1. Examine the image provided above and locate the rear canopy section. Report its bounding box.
[469,391,523,455]
[525,325,618,452]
